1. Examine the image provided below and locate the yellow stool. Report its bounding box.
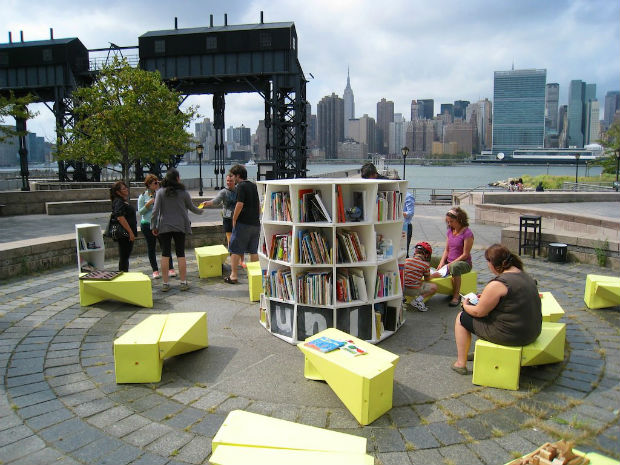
[539,292,565,322]
[472,321,566,390]
[114,312,208,383]
[297,328,399,425]
[195,244,229,278]
[211,410,372,465]
[584,274,620,309]
[246,261,263,302]
[79,272,152,307]
[431,271,477,296]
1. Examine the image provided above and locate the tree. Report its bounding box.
[597,121,620,175]
[56,57,197,182]
[0,92,38,142]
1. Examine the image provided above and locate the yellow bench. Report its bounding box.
[584,274,620,309]
[431,270,477,296]
[114,312,208,383]
[539,291,565,322]
[245,261,263,302]
[297,328,399,425]
[79,272,152,307]
[472,321,566,390]
[211,410,373,465]
[195,244,229,278]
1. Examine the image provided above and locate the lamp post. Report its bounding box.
[196,144,204,197]
[401,146,409,180]
[574,153,580,187]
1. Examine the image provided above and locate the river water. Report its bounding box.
[177,162,602,190]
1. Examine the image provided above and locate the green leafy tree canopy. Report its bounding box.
[57,57,198,182]
[0,92,38,142]
[597,120,620,175]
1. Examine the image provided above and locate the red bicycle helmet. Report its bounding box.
[414,241,432,256]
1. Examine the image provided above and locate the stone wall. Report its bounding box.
[457,191,620,206]
[0,221,224,280]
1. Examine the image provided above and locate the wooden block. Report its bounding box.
[114,315,167,383]
[212,410,367,455]
[539,292,565,322]
[584,274,620,309]
[246,261,263,302]
[158,312,208,359]
[79,272,153,307]
[209,445,374,465]
[521,322,566,367]
[472,339,522,390]
[297,328,399,425]
[431,271,477,296]
[195,245,229,278]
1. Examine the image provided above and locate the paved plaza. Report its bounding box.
[0,205,619,465]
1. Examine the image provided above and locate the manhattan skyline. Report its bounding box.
[1,0,618,141]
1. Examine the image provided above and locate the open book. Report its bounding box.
[430,265,449,277]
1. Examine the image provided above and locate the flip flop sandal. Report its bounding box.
[451,365,469,375]
[448,299,461,307]
[224,276,238,284]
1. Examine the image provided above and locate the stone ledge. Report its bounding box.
[0,221,225,280]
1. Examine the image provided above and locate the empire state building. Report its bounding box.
[343,67,355,139]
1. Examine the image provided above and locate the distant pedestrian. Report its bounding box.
[361,162,387,179]
[517,178,524,192]
[403,190,415,257]
[508,180,516,192]
[151,168,205,292]
[225,164,260,284]
[138,174,174,279]
[110,181,137,272]
[535,182,544,192]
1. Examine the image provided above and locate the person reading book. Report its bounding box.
[403,242,438,312]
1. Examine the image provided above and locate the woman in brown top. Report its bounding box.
[452,243,542,375]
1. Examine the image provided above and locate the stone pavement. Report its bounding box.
[1,207,619,465]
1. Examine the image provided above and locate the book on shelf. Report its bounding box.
[270,191,292,221]
[375,270,399,298]
[335,185,345,222]
[265,269,295,301]
[311,192,331,222]
[269,233,292,261]
[79,237,87,250]
[336,230,366,263]
[297,270,332,306]
[297,230,331,264]
[304,336,345,353]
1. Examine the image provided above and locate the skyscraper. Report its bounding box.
[466,99,492,151]
[376,98,394,154]
[440,104,454,123]
[420,99,434,120]
[492,69,546,157]
[317,93,344,159]
[568,80,597,147]
[343,68,355,139]
[545,83,559,132]
[453,100,469,120]
[604,91,620,128]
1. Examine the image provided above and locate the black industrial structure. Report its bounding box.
[0,13,308,189]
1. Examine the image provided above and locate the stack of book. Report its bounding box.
[336,230,366,263]
[375,270,399,298]
[335,268,368,303]
[270,191,292,221]
[299,189,331,222]
[269,233,292,261]
[297,230,331,264]
[265,269,294,301]
[297,271,333,305]
[376,190,403,221]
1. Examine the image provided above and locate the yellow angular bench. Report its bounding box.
[114,312,208,383]
[430,270,477,296]
[79,272,152,307]
[472,321,566,390]
[584,274,620,309]
[195,244,229,278]
[297,328,399,425]
[539,291,565,322]
[211,410,373,465]
[245,261,263,302]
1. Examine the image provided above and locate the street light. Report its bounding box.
[401,146,409,180]
[574,153,580,187]
[196,144,204,197]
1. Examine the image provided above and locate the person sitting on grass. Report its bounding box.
[403,241,438,312]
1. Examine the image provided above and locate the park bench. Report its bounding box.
[79,272,152,307]
[430,270,478,296]
[584,274,620,309]
[113,312,208,383]
[210,410,373,465]
[195,244,229,278]
[429,193,453,205]
[472,321,566,390]
[297,328,399,425]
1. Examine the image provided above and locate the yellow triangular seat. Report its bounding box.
[521,322,566,367]
[584,274,620,309]
[158,312,208,359]
[539,292,565,322]
[79,272,152,307]
[431,271,477,296]
[195,245,229,278]
[209,445,374,465]
[245,261,263,302]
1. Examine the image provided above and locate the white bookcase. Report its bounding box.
[75,223,105,273]
[257,178,407,344]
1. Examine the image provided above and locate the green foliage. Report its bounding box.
[0,92,38,142]
[595,240,608,267]
[520,173,617,190]
[56,57,197,182]
[594,121,620,175]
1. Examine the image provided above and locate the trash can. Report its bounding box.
[548,243,567,263]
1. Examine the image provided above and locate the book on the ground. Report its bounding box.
[304,336,345,353]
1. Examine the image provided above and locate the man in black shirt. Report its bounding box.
[225,164,260,283]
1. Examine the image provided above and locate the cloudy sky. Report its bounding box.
[2,0,618,141]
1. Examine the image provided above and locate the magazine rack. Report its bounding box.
[257,178,407,344]
[75,223,105,273]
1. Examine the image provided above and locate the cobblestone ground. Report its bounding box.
[1,251,619,465]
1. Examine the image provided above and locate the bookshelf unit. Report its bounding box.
[75,223,105,273]
[258,178,407,345]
